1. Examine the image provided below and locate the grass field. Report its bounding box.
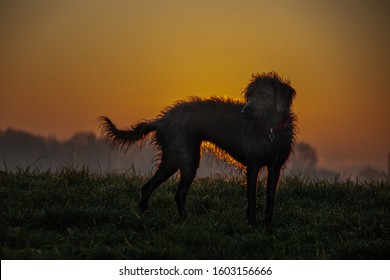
[1,167,389,259]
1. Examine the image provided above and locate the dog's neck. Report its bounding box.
[266,114,292,131]
[265,114,293,143]
[264,112,293,131]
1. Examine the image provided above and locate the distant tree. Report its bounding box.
[288,142,318,174]
[358,166,384,181]
[0,128,48,167]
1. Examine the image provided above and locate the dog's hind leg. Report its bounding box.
[140,159,178,213]
[174,164,198,218]
[174,146,200,218]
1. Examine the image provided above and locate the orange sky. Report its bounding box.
[1,0,389,173]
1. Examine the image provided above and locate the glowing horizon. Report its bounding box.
[1,0,389,173]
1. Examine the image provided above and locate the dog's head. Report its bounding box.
[241,72,296,124]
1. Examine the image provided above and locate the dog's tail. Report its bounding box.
[99,116,157,150]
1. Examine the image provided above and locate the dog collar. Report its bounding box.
[267,115,292,143]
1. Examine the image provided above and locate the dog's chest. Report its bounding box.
[244,129,293,165]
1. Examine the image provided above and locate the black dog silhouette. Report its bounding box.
[100,72,297,224]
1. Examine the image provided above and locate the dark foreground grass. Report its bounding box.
[0,167,389,259]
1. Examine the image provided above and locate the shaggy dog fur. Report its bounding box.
[100,72,296,224]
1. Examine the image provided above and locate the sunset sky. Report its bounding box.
[1,0,389,174]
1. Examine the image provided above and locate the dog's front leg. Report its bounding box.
[246,165,260,225]
[265,162,282,224]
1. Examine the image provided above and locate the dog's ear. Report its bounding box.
[243,74,258,101]
[276,83,295,114]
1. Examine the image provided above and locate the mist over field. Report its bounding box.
[0,128,387,181]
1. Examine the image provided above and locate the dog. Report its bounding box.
[100,72,296,224]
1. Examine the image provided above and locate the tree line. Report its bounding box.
[0,128,385,180]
